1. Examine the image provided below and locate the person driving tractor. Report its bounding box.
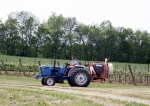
[64,56,78,76]
[70,56,78,66]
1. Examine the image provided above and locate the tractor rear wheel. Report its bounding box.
[69,69,91,87]
[44,76,55,86]
[68,78,75,86]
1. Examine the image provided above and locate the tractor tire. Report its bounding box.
[68,78,75,86]
[68,68,82,86]
[41,78,46,85]
[69,69,91,87]
[44,76,55,86]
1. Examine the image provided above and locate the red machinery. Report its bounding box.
[88,58,113,82]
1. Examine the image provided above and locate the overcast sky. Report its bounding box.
[1,0,150,32]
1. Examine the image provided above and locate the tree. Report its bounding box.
[46,13,66,59]
[1,11,150,64]
[62,17,77,59]
[0,20,7,54]
[75,24,91,60]
[99,20,116,61]
[36,23,50,57]
[8,11,40,56]
[4,17,20,55]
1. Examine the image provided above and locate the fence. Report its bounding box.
[0,60,149,86]
[0,59,39,76]
[113,64,150,86]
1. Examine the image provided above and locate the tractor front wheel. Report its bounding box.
[44,76,55,86]
[41,78,46,85]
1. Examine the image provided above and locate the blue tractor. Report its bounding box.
[35,63,91,87]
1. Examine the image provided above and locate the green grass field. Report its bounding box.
[0,75,150,106]
[0,54,68,65]
[0,54,149,70]
[0,55,150,106]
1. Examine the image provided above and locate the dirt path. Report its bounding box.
[1,84,150,106]
[41,86,150,106]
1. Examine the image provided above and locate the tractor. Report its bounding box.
[35,58,113,87]
[35,63,91,87]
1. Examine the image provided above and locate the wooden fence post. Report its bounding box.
[147,64,149,85]
[19,59,26,76]
[38,61,41,66]
[134,66,136,81]
[125,64,127,83]
[128,65,136,85]
[139,72,142,83]
[36,61,41,75]
[57,62,60,66]
[1,60,8,75]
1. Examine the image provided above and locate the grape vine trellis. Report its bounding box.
[0,60,150,86]
[0,60,39,76]
[113,64,150,85]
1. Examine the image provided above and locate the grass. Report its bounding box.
[0,75,150,106]
[0,55,149,106]
[0,86,77,106]
[0,75,102,106]
[0,54,69,65]
[123,94,150,100]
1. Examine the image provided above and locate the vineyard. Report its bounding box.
[0,55,150,86]
[113,64,150,86]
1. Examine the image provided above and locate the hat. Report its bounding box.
[72,56,76,59]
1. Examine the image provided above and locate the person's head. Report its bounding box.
[72,56,76,60]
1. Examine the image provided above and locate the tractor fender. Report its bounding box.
[68,65,85,77]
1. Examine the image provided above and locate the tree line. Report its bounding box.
[0,11,150,64]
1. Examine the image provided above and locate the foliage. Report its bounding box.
[0,11,150,64]
[0,62,39,72]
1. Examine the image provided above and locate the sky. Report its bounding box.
[0,0,150,32]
